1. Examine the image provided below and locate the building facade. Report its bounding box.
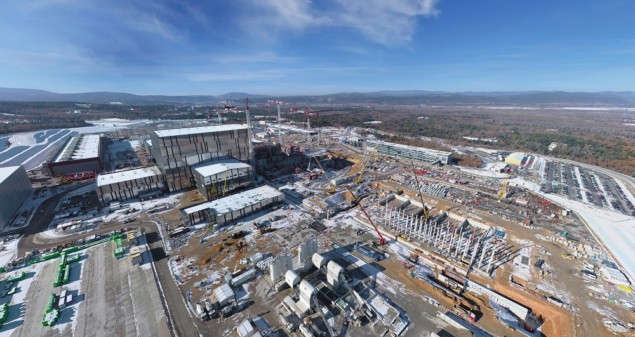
[96,166,164,205]
[365,139,453,165]
[0,166,32,228]
[48,134,105,177]
[150,124,250,192]
[192,159,254,200]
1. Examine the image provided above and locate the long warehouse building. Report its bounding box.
[96,166,164,205]
[150,124,250,192]
[0,166,32,229]
[182,185,283,226]
[365,139,453,165]
[48,134,105,177]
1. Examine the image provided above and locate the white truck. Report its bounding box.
[196,303,209,321]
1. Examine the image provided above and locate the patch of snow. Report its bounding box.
[0,239,19,267]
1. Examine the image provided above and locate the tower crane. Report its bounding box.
[245,98,254,166]
[267,100,287,146]
[304,107,318,170]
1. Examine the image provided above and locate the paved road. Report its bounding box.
[145,229,202,337]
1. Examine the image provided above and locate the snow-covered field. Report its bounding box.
[0,119,150,170]
[0,239,19,267]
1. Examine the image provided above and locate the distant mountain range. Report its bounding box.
[0,87,634,106]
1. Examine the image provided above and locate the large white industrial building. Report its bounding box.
[365,139,453,165]
[182,185,283,226]
[48,134,105,177]
[0,166,32,229]
[96,166,164,205]
[150,124,250,192]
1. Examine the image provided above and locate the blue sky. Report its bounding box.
[0,0,633,95]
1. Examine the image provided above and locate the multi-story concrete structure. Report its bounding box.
[48,134,105,177]
[0,166,32,228]
[192,159,254,200]
[150,124,250,192]
[182,185,283,226]
[365,139,453,165]
[96,166,164,205]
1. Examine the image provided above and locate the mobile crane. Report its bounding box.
[350,189,387,246]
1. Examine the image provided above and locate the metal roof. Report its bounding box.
[54,134,101,162]
[0,166,22,185]
[153,124,247,138]
[366,139,452,156]
[193,159,251,177]
[182,185,282,216]
[97,166,162,187]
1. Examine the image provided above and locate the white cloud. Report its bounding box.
[332,0,440,45]
[242,0,440,46]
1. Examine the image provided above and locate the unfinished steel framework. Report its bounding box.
[378,195,514,275]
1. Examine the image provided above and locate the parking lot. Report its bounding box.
[541,160,635,215]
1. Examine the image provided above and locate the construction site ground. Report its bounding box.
[155,170,635,337]
[373,179,635,337]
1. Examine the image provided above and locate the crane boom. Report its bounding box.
[410,161,429,219]
[356,143,379,185]
[346,187,387,245]
[498,175,509,200]
[312,156,336,194]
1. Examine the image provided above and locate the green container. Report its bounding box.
[45,293,56,313]
[63,246,80,254]
[6,271,25,283]
[43,252,61,261]
[53,267,64,287]
[62,265,71,284]
[114,247,125,258]
[59,254,67,267]
[0,303,8,324]
[66,254,81,264]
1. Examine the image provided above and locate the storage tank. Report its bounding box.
[285,270,301,289]
[299,280,317,299]
[312,253,327,269]
[326,261,343,287]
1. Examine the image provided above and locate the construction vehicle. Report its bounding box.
[348,189,387,245]
[498,175,509,201]
[410,161,430,219]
